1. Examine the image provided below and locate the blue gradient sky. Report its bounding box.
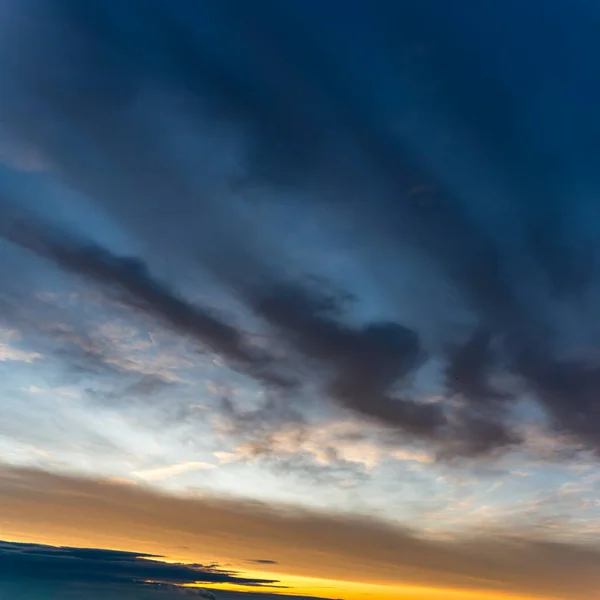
[1,1,600,599]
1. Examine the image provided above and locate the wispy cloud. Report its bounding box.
[1,466,599,600]
[133,462,217,482]
[0,3,600,597]
[0,343,41,363]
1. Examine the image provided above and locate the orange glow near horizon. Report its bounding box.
[0,469,581,600]
[0,532,558,600]
[185,574,555,600]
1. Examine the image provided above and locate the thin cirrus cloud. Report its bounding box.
[133,462,217,482]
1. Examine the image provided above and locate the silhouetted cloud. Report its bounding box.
[0,539,278,589]
[1,466,600,600]
[0,541,333,600]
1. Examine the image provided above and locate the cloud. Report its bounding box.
[1,0,600,462]
[0,137,48,172]
[0,539,278,588]
[216,418,435,477]
[0,539,335,600]
[133,462,217,482]
[1,466,599,600]
[1,216,521,459]
[0,342,41,363]
[246,282,445,436]
[2,219,294,391]
[0,328,41,363]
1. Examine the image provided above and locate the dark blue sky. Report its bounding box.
[1,2,600,599]
[2,0,600,453]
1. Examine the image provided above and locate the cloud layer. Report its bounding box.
[1,466,599,599]
[1,0,600,463]
[1,3,600,598]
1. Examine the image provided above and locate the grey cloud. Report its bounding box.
[247,282,443,435]
[5,218,524,458]
[2,219,295,391]
[1,0,600,458]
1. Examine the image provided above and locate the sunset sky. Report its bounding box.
[1,1,600,599]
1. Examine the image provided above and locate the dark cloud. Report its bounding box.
[2,219,295,391]
[3,218,512,458]
[446,330,507,404]
[219,395,307,439]
[245,560,278,565]
[1,0,600,458]
[0,540,333,599]
[119,375,175,397]
[247,281,445,436]
[0,540,278,589]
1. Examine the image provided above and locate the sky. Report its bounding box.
[1,1,600,599]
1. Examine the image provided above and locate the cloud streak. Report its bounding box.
[2,219,294,390]
[1,0,600,461]
[1,216,520,458]
[1,466,599,599]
